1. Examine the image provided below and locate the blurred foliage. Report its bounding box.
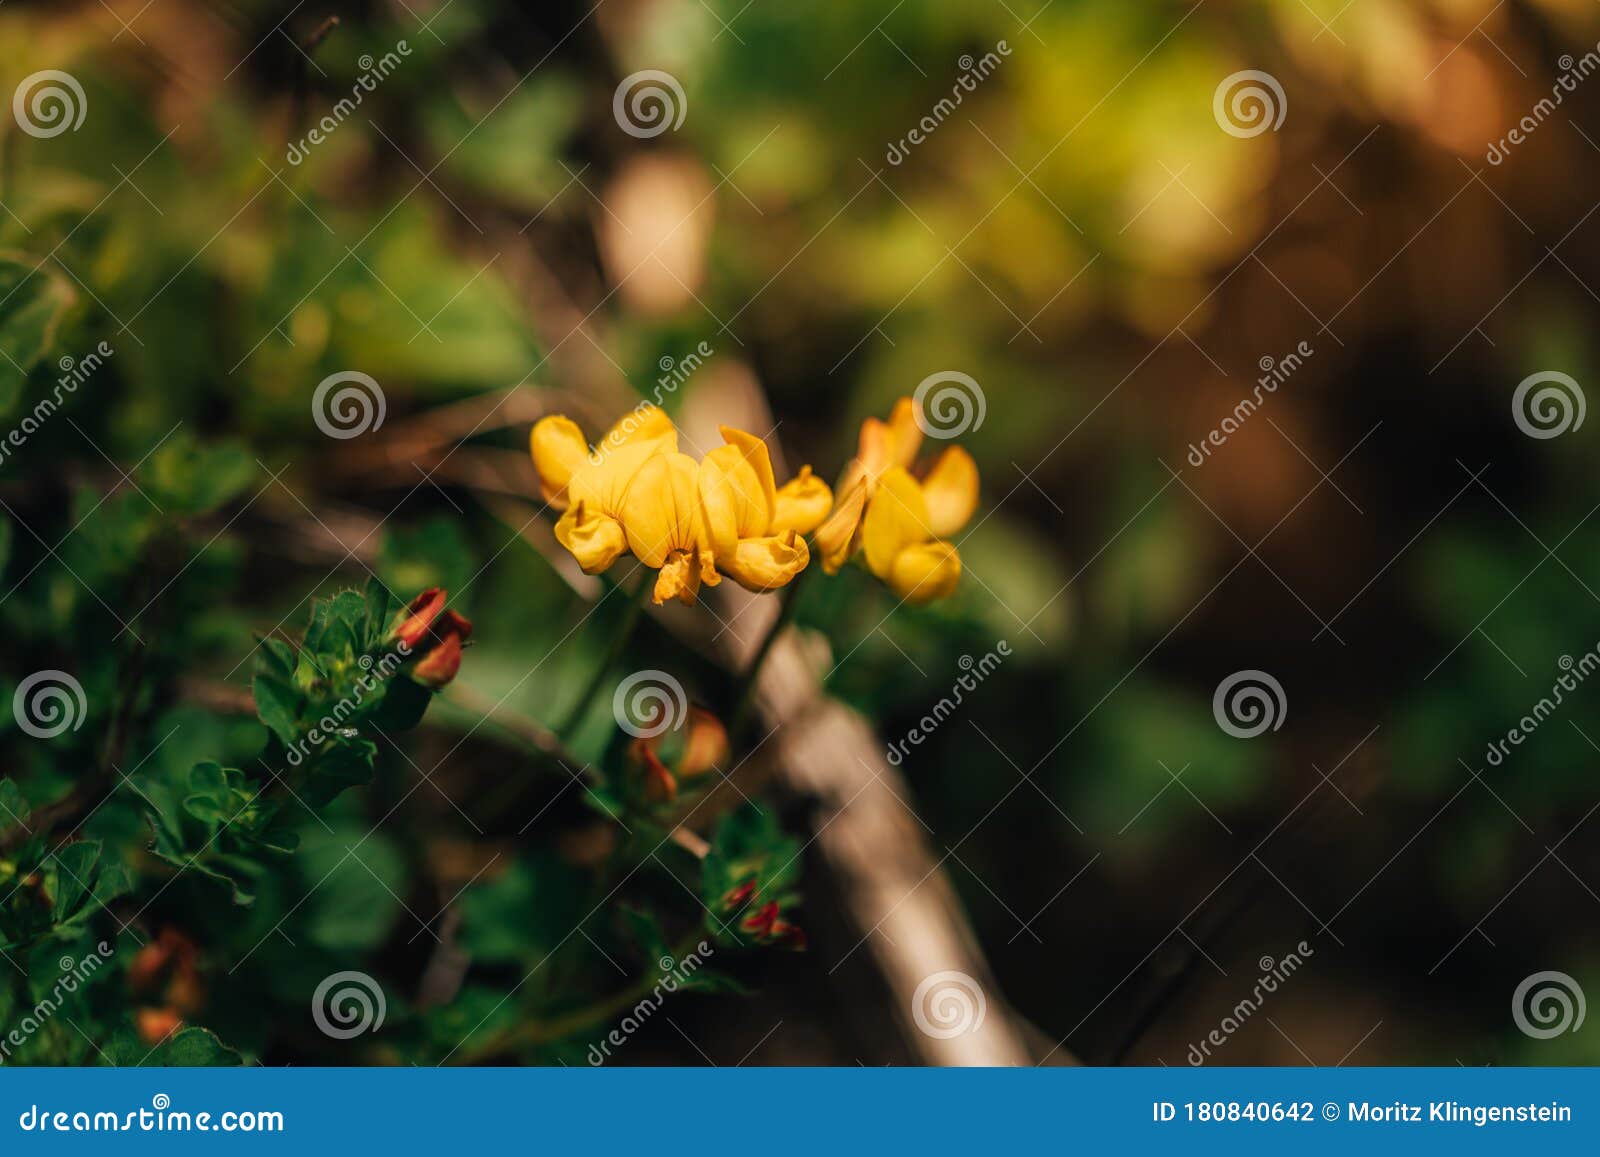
[0,0,1596,1066]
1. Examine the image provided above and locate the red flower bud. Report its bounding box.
[721,879,757,911]
[741,901,780,938]
[412,632,463,689]
[393,588,447,651]
[641,746,678,803]
[398,592,473,689]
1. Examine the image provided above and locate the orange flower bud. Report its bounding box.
[641,746,678,803]
[676,707,728,780]
[412,632,463,689]
[393,588,447,651]
[136,1007,184,1046]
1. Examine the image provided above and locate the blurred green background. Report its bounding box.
[2,0,1600,1065]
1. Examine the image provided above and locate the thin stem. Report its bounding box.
[454,930,707,1061]
[728,566,809,745]
[558,572,650,741]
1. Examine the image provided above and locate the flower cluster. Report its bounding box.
[530,405,831,605]
[530,397,979,606]
[814,397,978,603]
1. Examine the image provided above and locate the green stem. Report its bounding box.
[728,566,809,745]
[455,930,707,1061]
[558,573,650,741]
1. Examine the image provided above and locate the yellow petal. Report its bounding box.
[653,550,702,606]
[885,396,924,468]
[921,446,979,537]
[555,500,629,573]
[622,452,702,567]
[772,466,834,535]
[814,477,868,574]
[698,443,769,558]
[573,439,671,516]
[862,467,931,580]
[599,402,678,456]
[529,415,589,507]
[717,427,778,525]
[889,541,962,604]
[722,531,810,592]
[856,417,896,478]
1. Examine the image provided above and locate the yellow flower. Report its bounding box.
[620,452,720,606]
[698,426,833,592]
[530,405,677,575]
[529,404,676,509]
[814,397,978,604]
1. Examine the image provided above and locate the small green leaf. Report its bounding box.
[50,840,103,920]
[0,778,32,836]
[0,254,76,418]
[252,673,301,746]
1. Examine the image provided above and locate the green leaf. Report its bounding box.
[251,672,301,746]
[49,840,103,921]
[362,575,393,649]
[459,853,587,963]
[139,435,256,516]
[0,778,31,836]
[0,254,75,417]
[370,674,430,732]
[298,826,407,951]
[141,1026,244,1066]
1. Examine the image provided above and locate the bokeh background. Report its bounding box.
[3,0,1600,1065]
